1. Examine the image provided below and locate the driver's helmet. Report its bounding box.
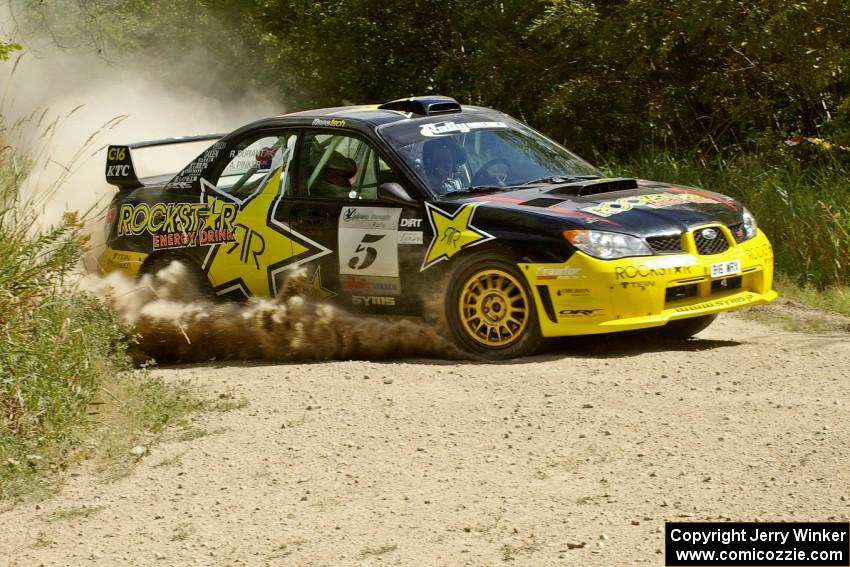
[320,151,357,188]
[422,137,466,176]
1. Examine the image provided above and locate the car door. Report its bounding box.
[200,130,317,299]
[284,129,425,315]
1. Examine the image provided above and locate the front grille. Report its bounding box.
[694,227,730,255]
[647,234,684,254]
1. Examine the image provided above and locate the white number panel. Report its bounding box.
[338,207,402,277]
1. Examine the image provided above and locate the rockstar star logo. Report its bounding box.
[202,170,330,297]
[420,202,494,271]
[307,265,335,299]
[201,198,231,231]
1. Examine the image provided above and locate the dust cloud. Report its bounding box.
[2,24,452,363]
[84,262,458,363]
[0,48,276,238]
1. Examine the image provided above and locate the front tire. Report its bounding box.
[445,253,542,359]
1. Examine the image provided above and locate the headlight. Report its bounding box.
[563,229,652,259]
[742,208,758,240]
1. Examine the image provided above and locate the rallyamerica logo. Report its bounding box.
[420,121,508,137]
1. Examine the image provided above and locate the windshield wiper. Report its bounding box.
[520,174,600,186]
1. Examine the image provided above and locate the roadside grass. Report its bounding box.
[739,308,836,334]
[773,274,850,317]
[0,371,235,500]
[359,543,398,558]
[501,536,541,561]
[0,129,227,502]
[45,504,105,523]
[732,275,850,334]
[170,522,194,542]
[608,149,850,290]
[82,376,219,483]
[268,538,308,561]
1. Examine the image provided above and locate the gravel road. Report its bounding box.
[3,305,850,566]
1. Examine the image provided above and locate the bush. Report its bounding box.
[0,136,131,492]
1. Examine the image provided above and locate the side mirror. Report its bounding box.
[378,182,415,204]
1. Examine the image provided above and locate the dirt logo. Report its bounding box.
[420,203,494,271]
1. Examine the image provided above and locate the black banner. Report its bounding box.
[666,522,849,566]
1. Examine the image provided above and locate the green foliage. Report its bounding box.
[16,0,850,158]
[0,41,22,61]
[0,148,124,448]
[0,137,212,500]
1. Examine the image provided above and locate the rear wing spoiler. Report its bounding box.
[105,133,225,189]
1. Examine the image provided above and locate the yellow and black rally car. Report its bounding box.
[100,96,776,358]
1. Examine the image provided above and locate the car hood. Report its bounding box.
[449,178,744,236]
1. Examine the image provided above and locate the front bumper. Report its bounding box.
[519,229,776,337]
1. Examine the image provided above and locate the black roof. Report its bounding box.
[277,95,493,127]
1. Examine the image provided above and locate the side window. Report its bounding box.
[298,131,398,200]
[214,133,296,199]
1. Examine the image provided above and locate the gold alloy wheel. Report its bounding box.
[457,269,530,348]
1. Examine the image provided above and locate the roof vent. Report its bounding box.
[378,96,462,116]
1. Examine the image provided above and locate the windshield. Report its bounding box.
[378,114,602,195]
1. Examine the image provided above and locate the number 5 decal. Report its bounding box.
[338,207,401,277]
[347,233,385,270]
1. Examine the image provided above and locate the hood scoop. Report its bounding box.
[545,177,638,198]
[519,197,566,208]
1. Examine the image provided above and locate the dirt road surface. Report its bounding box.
[3,307,850,566]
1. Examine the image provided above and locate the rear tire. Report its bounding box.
[655,313,718,339]
[444,252,543,360]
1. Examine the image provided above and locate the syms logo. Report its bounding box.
[353,295,396,306]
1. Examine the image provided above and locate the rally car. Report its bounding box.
[99,95,777,359]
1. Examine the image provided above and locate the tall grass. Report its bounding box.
[0,139,129,446]
[0,129,222,501]
[608,150,850,290]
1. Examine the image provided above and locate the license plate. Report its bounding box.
[710,259,741,278]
